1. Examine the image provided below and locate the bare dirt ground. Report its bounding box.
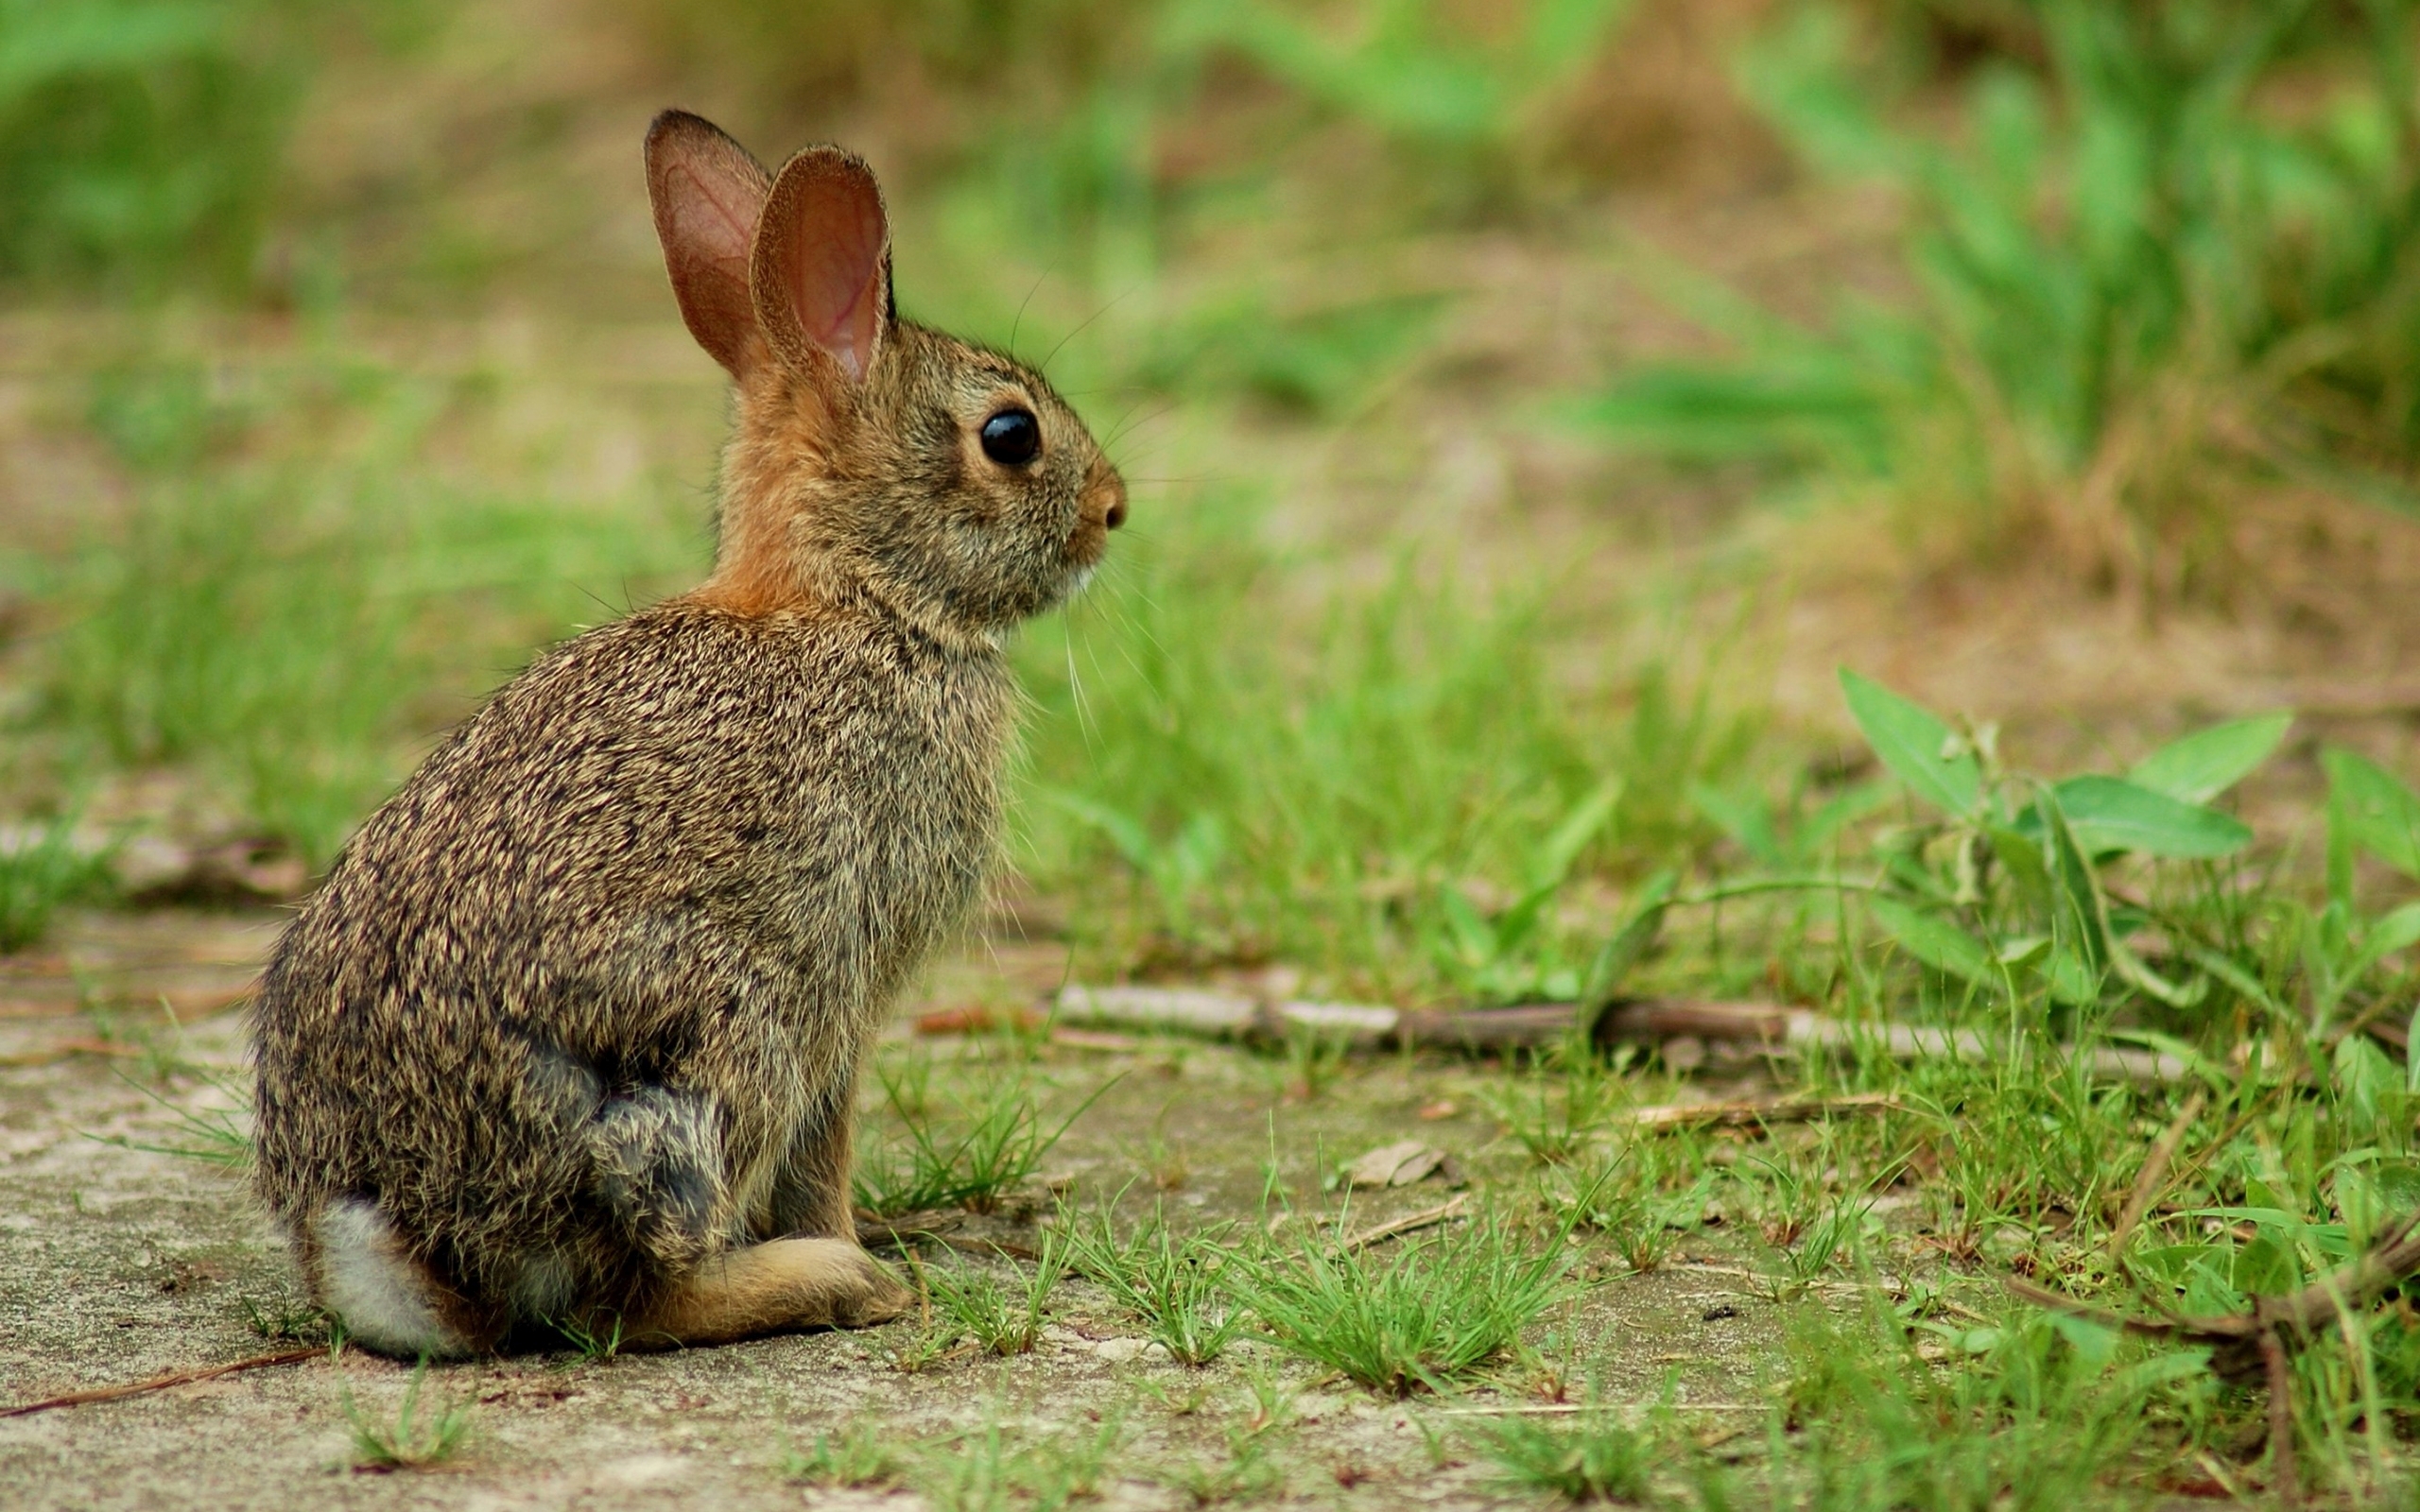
[0,909,1783,1510]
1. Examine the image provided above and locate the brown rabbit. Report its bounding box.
[248,111,1125,1357]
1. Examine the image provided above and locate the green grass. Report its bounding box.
[1055,1199,1250,1366]
[914,1230,1070,1358]
[17,3,2420,1503]
[907,1412,1128,1512]
[1235,1207,1572,1397]
[1476,1405,1659,1503]
[782,1419,902,1489]
[0,812,112,952]
[1013,473,1753,998]
[1585,0,2420,588]
[34,345,700,868]
[854,1050,1111,1217]
[339,1361,474,1470]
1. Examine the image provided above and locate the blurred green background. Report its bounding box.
[7,0,2420,998]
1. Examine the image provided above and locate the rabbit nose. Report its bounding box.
[1087,465,1128,530]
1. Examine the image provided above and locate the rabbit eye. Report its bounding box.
[979,408,1041,466]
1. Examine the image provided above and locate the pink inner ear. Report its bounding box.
[784,172,887,383]
[672,161,759,280]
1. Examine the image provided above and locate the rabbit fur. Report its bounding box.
[249,111,1125,1357]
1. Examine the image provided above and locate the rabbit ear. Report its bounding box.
[645,110,774,379]
[751,146,891,387]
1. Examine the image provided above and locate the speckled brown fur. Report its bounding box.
[249,112,1123,1354]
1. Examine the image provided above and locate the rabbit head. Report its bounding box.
[644,110,1126,640]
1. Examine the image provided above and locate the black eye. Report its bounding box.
[979,408,1041,466]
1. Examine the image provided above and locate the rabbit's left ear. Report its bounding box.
[644,110,775,380]
[752,146,891,387]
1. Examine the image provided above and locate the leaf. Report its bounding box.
[1840,669,1980,816]
[2127,713,2291,804]
[2035,787,2109,973]
[1042,789,1156,872]
[2324,748,2420,881]
[1868,896,1995,988]
[2047,776,2253,858]
[1689,782,1784,868]
[2109,1349,2214,1399]
[2339,902,2420,1001]
[1531,776,1624,889]
[2037,947,2100,1007]
[1582,869,1675,1003]
[1441,885,1496,965]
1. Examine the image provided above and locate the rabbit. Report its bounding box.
[247,110,1126,1358]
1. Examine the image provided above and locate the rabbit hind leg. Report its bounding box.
[620,1238,911,1349]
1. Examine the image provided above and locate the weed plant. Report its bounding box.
[908,1412,1127,1512]
[1479,1037,1634,1165]
[782,1419,901,1489]
[1056,1198,1249,1365]
[855,1052,1109,1216]
[1477,1403,1658,1503]
[95,1067,253,1170]
[1544,1131,1713,1274]
[1159,1370,1296,1505]
[1235,1208,1571,1397]
[1589,0,2420,588]
[340,1361,473,1470]
[914,1230,1069,1358]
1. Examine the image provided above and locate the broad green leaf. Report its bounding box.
[1840,669,1980,816]
[2048,776,2253,858]
[2128,713,2291,804]
[1869,896,1995,988]
[2324,748,2420,880]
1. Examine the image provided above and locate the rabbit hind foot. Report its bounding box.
[621,1238,912,1349]
[312,1198,479,1359]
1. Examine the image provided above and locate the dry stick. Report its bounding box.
[0,1346,320,1419]
[1048,987,2193,1082]
[1617,1092,1906,1130]
[2106,1090,2208,1259]
[1340,1194,1469,1253]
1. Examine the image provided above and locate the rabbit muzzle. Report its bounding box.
[1063,459,1126,571]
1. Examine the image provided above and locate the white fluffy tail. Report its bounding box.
[311,1199,473,1358]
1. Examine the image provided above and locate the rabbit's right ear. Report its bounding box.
[645,110,774,379]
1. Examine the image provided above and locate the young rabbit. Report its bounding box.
[248,111,1126,1357]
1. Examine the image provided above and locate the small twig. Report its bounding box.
[0,1346,320,1418]
[2108,1090,2207,1259]
[1340,1194,1469,1253]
